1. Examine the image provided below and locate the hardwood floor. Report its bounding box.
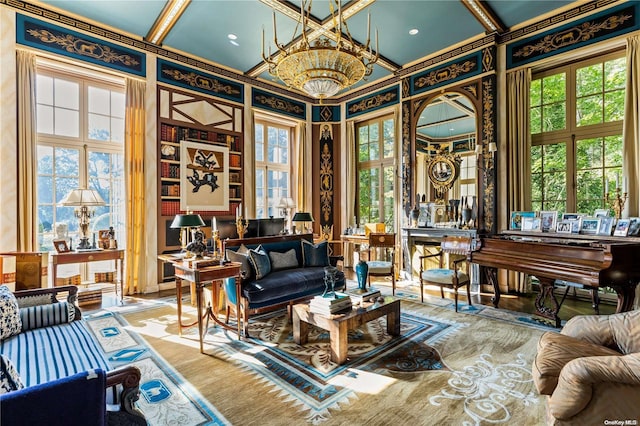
[89,269,618,323]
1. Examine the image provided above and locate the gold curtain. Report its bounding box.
[506,68,532,293]
[124,78,146,295]
[346,120,356,227]
[623,34,639,218]
[296,122,308,212]
[16,50,37,252]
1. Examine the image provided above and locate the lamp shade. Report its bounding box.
[277,197,296,209]
[170,214,206,228]
[292,212,314,222]
[59,188,105,206]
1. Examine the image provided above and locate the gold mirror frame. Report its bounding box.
[426,149,461,203]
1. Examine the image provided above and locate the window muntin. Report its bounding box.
[530,53,625,215]
[254,119,293,218]
[356,115,395,228]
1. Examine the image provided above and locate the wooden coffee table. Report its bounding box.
[292,297,401,364]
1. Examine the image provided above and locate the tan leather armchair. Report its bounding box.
[532,309,640,425]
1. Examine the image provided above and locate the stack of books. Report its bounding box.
[309,294,353,315]
[344,288,382,304]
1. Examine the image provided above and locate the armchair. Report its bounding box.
[365,233,396,293]
[418,236,472,310]
[532,309,640,424]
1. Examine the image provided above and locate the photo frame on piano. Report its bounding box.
[539,211,557,232]
[556,220,572,234]
[613,218,630,237]
[580,217,600,235]
[521,217,542,232]
[597,216,614,236]
[510,211,535,230]
[628,218,640,236]
[561,213,583,234]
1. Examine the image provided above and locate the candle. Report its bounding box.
[605,179,609,194]
[616,172,620,189]
[213,216,217,231]
[239,203,242,218]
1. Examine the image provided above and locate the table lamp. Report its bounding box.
[277,197,296,233]
[59,187,105,250]
[292,212,314,234]
[171,213,206,249]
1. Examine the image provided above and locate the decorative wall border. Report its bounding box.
[480,75,497,235]
[319,125,334,238]
[16,13,145,76]
[346,86,399,119]
[401,100,412,219]
[158,59,243,103]
[506,2,639,69]
[410,50,484,96]
[251,88,306,120]
[312,105,341,123]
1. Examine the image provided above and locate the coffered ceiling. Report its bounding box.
[37,0,577,100]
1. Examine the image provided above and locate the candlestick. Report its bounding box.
[236,216,248,239]
[606,187,628,220]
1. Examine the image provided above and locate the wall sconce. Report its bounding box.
[475,142,497,177]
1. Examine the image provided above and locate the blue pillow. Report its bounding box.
[302,240,329,267]
[248,245,271,280]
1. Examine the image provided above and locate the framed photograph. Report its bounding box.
[628,218,640,237]
[597,216,614,236]
[180,140,229,212]
[613,218,630,237]
[556,220,572,234]
[521,217,542,232]
[580,217,600,235]
[539,211,558,232]
[418,202,433,227]
[510,211,536,230]
[53,239,70,253]
[562,214,583,234]
[594,209,610,218]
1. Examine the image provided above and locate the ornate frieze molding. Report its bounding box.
[251,88,306,120]
[158,59,243,103]
[312,105,341,123]
[346,86,399,119]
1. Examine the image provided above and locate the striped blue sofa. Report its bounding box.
[0,286,145,425]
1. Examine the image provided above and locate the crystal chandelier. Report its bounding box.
[262,0,378,101]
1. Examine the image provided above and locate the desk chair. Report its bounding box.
[419,236,472,311]
[366,233,396,294]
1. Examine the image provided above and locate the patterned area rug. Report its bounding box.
[116,294,549,426]
[83,308,230,426]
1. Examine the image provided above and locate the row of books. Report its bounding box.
[309,294,353,315]
[161,162,180,179]
[160,123,241,149]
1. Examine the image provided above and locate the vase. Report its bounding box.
[355,260,369,291]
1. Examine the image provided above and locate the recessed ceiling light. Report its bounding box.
[228,34,237,40]
[229,40,239,47]
[409,28,419,36]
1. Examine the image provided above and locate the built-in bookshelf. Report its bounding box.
[157,85,244,281]
[158,123,243,217]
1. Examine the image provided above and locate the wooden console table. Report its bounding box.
[158,254,243,353]
[340,234,367,268]
[50,249,124,302]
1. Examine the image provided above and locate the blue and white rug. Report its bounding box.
[84,310,230,426]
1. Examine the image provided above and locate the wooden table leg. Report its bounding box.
[387,304,401,336]
[176,277,183,337]
[330,321,348,364]
[196,281,204,354]
[292,309,309,345]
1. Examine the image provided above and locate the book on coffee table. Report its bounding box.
[309,294,353,315]
[341,288,381,304]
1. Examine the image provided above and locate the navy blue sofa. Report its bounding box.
[223,234,345,336]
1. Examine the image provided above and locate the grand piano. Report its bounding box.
[471,231,640,327]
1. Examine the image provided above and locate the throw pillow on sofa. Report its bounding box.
[268,249,299,271]
[19,301,76,331]
[0,285,21,340]
[226,244,254,280]
[302,240,329,267]
[248,245,271,280]
[0,354,23,394]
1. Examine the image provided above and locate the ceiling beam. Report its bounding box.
[247,0,399,78]
[460,0,506,34]
[145,0,191,45]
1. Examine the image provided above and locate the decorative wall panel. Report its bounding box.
[158,59,243,103]
[252,88,306,120]
[319,125,335,239]
[346,86,399,119]
[312,105,341,123]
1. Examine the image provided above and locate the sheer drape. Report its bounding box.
[346,121,356,227]
[124,78,146,295]
[16,50,37,252]
[296,122,308,212]
[507,68,532,293]
[623,35,639,218]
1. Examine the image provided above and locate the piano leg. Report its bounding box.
[484,267,500,308]
[610,282,638,313]
[534,277,562,328]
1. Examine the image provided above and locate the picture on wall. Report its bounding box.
[180,140,229,212]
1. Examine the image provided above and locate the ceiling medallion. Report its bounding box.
[262,0,378,101]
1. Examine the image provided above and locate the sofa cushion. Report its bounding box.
[0,354,23,394]
[0,285,21,340]
[302,240,329,267]
[19,302,75,331]
[269,249,299,271]
[248,245,271,279]
[227,244,254,280]
[242,267,345,307]
[532,331,621,395]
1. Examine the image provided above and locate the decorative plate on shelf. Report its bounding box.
[161,145,175,157]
